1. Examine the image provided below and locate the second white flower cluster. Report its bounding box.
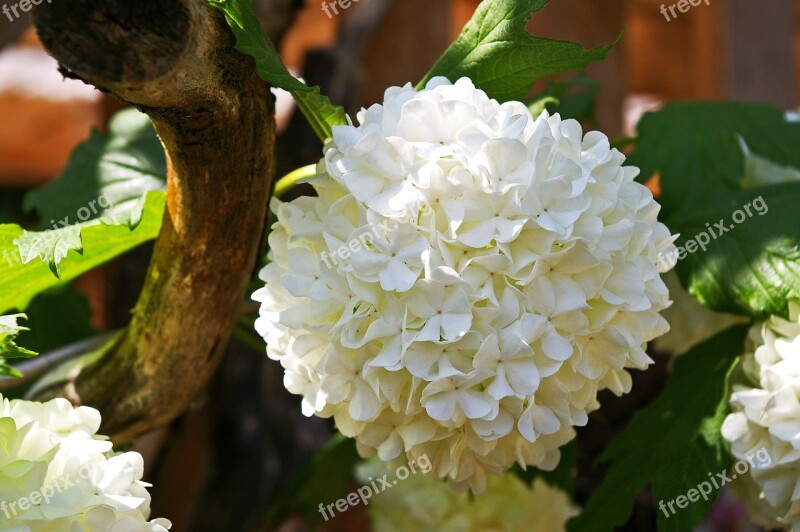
[0,395,170,531]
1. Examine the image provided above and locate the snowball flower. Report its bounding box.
[722,302,800,530]
[254,77,676,491]
[356,459,578,531]
[0,395,171,531]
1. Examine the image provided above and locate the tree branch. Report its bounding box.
[31,0,275,443]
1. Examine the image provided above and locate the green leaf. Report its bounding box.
[670,184,800,318]
[207,0,347,141]
[14,225,83,277]
[567,326,749,532]
[14,109,167,278]
[16,286,96,354]
[418,0,613,102]
[628,102,800,219]
[0,191,165,314]
[24,109,166,230]
[0,313,37,377]
[292,88,349,143]
[630,102,800,318]
[207,0,307,92]
[535,71,600,123]
[740,141,800,189]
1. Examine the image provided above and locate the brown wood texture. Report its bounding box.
[529,0,627,135]
[359,0,452,107]
[627,0,725,99]
[30,0,276,443]
[722,0,796,107]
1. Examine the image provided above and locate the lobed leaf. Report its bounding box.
[418,0,613,102]
[0,313,37,377]
[24,109,166,230]
[629,102,800,219]
[207,0,347,141]
[0,192,165,313]
[630,102,800,318]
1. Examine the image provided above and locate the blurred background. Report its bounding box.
[0,0,796,530]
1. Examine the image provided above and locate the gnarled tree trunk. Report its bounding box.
[31,0,275,443]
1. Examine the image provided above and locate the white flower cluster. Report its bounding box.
[0,395,171,531]
[722,302,800,530]
[254,77,675,490]
[356,459,578,532]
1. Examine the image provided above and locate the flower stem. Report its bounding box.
[274,164,317,198]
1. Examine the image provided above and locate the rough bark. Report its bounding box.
[31,0,275,443]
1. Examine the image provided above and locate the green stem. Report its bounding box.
[274,164,317,198]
